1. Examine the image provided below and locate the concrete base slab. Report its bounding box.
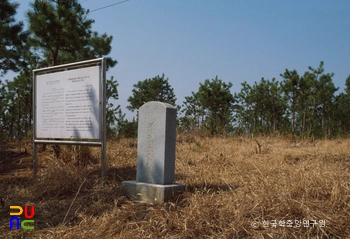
[122,180,185,204]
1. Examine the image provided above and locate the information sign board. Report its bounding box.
[35,66,100,139]
[32,58,107,178]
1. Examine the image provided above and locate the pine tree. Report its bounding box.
[127,74,176,112]
[115,109,138,138]
[0,0,27,77]
[0,70,32,140]
[333,92,350,137]
[333,75,350,137]
[183,76,235,135]
[234,79,287,136]
[179,94,203,133]
[105,76,120,135]
[280,69,301,141]
[345,75,350,95]
[304,62,337,138]
[234,81,255,135]
[27,0,116,68]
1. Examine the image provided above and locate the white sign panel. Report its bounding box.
[36,66,100,139]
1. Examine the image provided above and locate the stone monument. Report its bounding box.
[122,101,185,203]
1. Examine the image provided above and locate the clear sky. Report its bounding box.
[7,0,350,119]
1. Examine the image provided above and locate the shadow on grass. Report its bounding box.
[0,163,139,230]
[0,149,30,174]
[185,182,238,194]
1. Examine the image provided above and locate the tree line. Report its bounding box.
[1,0,349,140]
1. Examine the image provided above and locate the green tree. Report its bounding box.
[27,0,116,68]
[127,74,176,112]
[234,78,287,136]
[295,71,314,137]
[346,75,350,95]
[0,0,27,77]
[179,94,203,133]
[105,76,121,136]
[233,82,255,134]
[332,75,350,137]
[0,70,32,140]
[305,62,326,137]
[182,76,235,135]
[302,62,337,138]
[333,92,350,137]
[0,38,43,140]
[315,73,337,138]
[115,110,138,138]
[280,69,301,141]
[280,62,338,139]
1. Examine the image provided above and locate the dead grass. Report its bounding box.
[0,136,349,238]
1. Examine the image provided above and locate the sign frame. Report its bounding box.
[32,58,107,177]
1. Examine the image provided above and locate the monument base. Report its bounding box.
[122,181,185,204]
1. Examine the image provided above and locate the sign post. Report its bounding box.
[33,58,107,177]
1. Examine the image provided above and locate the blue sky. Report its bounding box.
[7,0,350,119]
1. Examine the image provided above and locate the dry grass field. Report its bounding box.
[0,135,349,238]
